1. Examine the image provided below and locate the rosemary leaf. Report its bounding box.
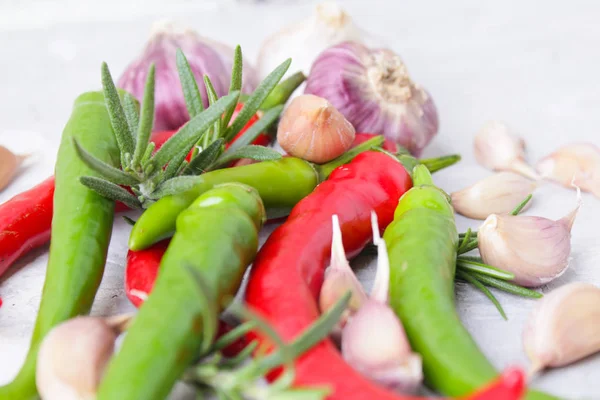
[511,194,533,215]
[470,272,543,298]
[260,71,306,110]
[211,146,281,170]
[152,175,203,198]
[73,138,139,186]
[457,258,514,281]
[221,45,243,130]
[80,176,141,209]
[122,93,140,141]
[151,92,239,170]
[122,216,137,226]
[133,63,156,168]
[225,58,291,142]
[176,49,204,118]
[184,139,224,175]
[419,154,462,173]
[457,228,472,253]
[203,75,221,141]
[141,142,155,166]
[457,238,479,255]
[225,105,283,153]
[101,62,134,163]
[163,141,192,181]
[457,270,507,320]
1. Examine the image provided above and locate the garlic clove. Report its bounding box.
[319,214,367,325]
[536,143,600,198]
[277,94,355,163]
[523,282,600,374]
[474,121,539,180]
[341,301,423,393]
[341,211,422,392]
[0,145,28,192]
[478,190,581,287]
[257,1,381,79]
[36,316,123,400]
[451,172,536,220]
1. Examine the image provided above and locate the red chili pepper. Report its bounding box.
[353,133,398,153]
[0,177,54,276]
[0,104,268,276]
[243,151,524,400]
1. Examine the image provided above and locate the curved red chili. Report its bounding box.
[0,177,54,276]
[243,151,525,400]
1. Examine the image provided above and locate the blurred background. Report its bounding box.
[1,1,599,397]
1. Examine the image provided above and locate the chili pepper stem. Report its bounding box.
[315,135,384,179]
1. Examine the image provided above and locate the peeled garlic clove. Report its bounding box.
[478,190,581,287]
[0,146,28,192]
[319,214,367,325]
[536,143,600,198]
[36,316,126,400]
[523,282,600,374]
[277,94,355,163]
[474,121,538,180]
[451,172,536,220]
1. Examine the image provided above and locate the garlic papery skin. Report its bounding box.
[341,212,422,392]
[36,316,127,400]
[478,190,581,287]
[451,172,536,220]
[277,94,355,163]
[319,214,368,327]
[474,121,539,180]
[257,1,381,79]
[536,143,600,198]
[0,145,28,192]
[305,41,438,156]
[523,282,600,374]
[118,20,258,131]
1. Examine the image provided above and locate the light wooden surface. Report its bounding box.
[1,1,599,398]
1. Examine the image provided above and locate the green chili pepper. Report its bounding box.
[384,165,558,400]
[128,136,385,251]
[0,92,120,400]
[97,183,265,400]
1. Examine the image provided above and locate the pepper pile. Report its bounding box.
[0,14,575,400]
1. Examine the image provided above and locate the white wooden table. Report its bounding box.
[1,1,599,398]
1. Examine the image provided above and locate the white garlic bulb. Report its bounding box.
[478,188,581,287]
[474,121,538,180]
[523,282,600,374]
[451,172,536,220]
[257,1,381,79]
[536,143,600,198]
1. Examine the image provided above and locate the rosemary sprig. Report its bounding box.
[77,48,296,208]
[185,292,351,399]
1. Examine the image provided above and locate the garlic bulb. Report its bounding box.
[305,41,438,156]
[277,94,355,163]
[478,189,581,287]
[523,282,600,374]
[0,145,28,192]
[118,20,258,131]
[36,315,131,400]
[451,172,536,220]
[257,1,381,79]
[474,121,538,180]
[341,212,422,392]
[536,143,600,198]
[319,214,367,328]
